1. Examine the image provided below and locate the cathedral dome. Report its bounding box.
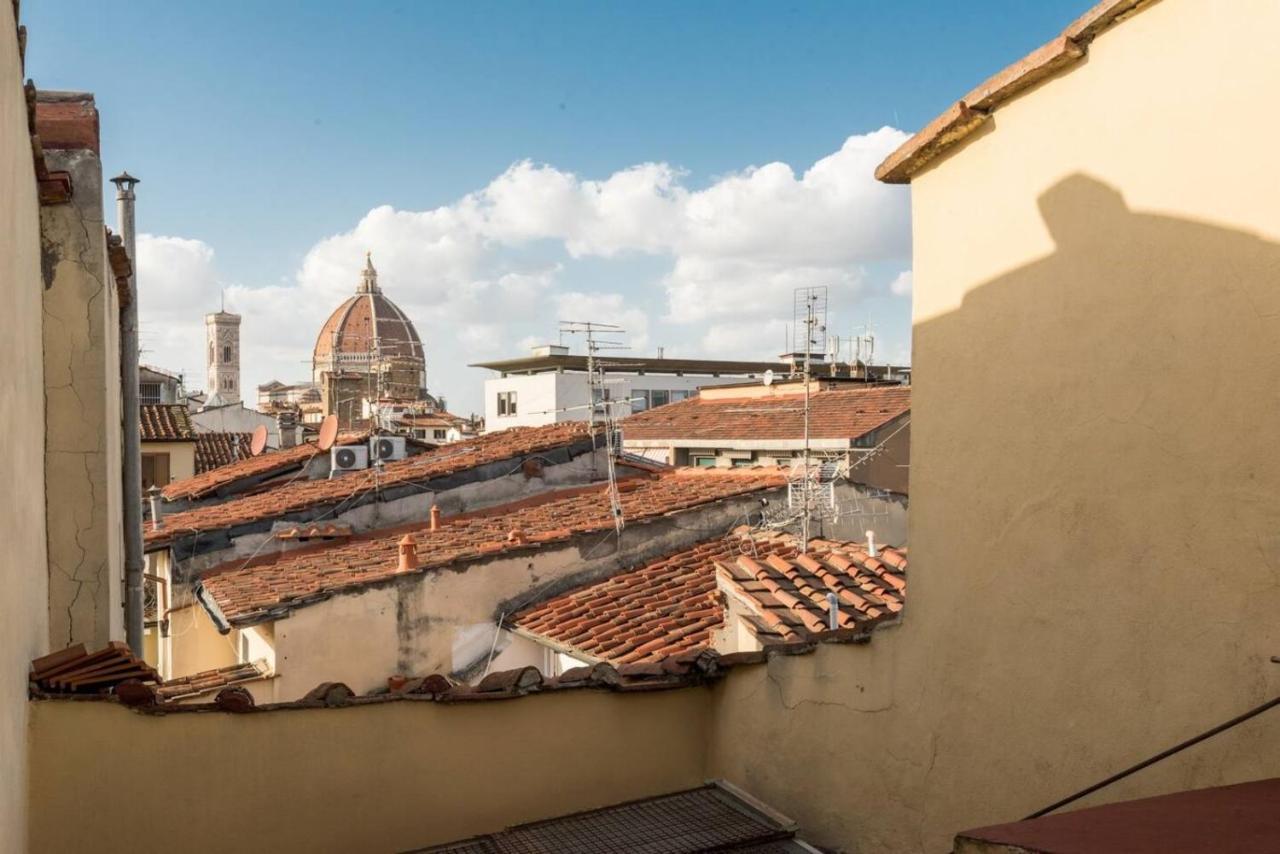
[312,253,425,366]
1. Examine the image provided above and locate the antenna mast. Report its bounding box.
[559,320,629,535]
[793,286,828,553]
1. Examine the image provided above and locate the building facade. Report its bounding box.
[473,345,792,430]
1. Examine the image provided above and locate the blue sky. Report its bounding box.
[26,0,1089,414]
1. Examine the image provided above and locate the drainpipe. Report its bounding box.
[113,171,144,656]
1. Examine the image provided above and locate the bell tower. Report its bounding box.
[205,308,242,405]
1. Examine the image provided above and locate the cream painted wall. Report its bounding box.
[169,603,240,677]
[141,440,196,483]
[709,1,1280,850]
[29,689,710,854]
[0,8,49,851]
[43,146,125,650]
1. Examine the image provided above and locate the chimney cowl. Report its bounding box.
[398,534,418,572]
[865,530,878,558]
[429,504,441,531]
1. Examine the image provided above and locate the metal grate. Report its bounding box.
[495,787,784,854]
[408,784,806,854]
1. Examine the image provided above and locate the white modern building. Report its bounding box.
[471,345,790,430]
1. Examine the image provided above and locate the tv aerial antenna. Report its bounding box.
[794,286,828,551]
[559,320,630,534]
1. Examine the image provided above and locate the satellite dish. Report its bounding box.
[316,414,339,452]
[763,369,775,387]
[249,425,269,456]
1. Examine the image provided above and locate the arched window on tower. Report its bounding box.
[208,342,214,364]
[223,345,232,364]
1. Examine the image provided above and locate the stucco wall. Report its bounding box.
[28,689,710,854]
[42,145,125,650]
[0,8,49,850]
[708,1,1280,850]
[141,440,196,483]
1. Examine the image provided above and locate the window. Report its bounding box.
[670,390,691,402]
[496,390,517,417]
[631,390,650,413]
[650,389,670,408]
[139,382,162,405]
[692,455,716,468]
[731,458,755,468]
[222,345,232,364]
[140,453,170,489]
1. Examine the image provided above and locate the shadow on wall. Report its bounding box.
[899,173,1280,844]
[711,174,1280,854]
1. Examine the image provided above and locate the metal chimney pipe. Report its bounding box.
[866,529,878,558]
[147,485,164,530]
[826,591,839,631]
[113,171,145,656]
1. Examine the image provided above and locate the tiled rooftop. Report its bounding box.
[139,404,196,442]
[156,661,268,701]
[193,432,253,474]
[513,529,905,664]
[161,432,366,502]
[412,781,814,853]
[198,469,786,626]
[151,422,597,544]
[623,385,910,442]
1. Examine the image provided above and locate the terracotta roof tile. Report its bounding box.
[161,432,367,501]
[156,661,267,701]
[198,469,786,626]
[623,385,909,443]
[875,0,1156,183]
[194,432,254,474]
[513,529,905,664]
[139,404,196,442]
[152,422,596,541]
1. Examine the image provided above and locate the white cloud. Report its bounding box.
[889,269,912,297]
[139,127,912,412]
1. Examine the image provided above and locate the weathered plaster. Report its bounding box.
[41,146,125,651]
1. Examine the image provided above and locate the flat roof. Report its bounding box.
[468,354,786,376]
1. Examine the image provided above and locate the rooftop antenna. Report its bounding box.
[559,320,629,535]
[794,286,828,552]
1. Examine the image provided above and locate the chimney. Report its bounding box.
[429,504,441,531]
[277,411,297,448]
[147,485,164,530]
[866,530,878,558]
[398,534,418,572]
[826,591,839,631]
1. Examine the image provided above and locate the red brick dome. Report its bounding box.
[312,254,424,364]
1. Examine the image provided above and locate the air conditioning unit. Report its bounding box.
[369,435,407,463]
[331,445,368,474]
